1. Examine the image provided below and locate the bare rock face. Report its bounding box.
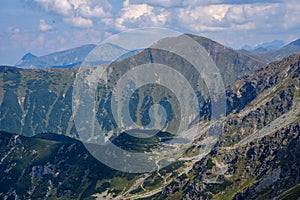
[155,54,300,199]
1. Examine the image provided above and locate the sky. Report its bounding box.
[0,0,299,65]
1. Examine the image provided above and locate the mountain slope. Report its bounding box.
[0,66,76,136]
[184,34,265,85]
[266,38,300,60]
[0,131,140,199]
[251,38,300,62]
[242,40,285,52]
[0,34,265,137]
[239,38,300,63]
[1,54,299,200]
[151,53,300,199]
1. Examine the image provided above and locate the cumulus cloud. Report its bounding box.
[27,0,299,36]
[78,4,108,18]
[283,1,300,29]
[33,0,72,16]
[175,3,285,32]
[115,0,169,30]
[182,0,282,7]
[29,0,112,28]
[113,0,290,34]
[22,0,300,49]
[39,19,53,31]
[130,0,182,8]
[64,16,93,28]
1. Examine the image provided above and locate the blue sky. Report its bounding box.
[0,0,299,65]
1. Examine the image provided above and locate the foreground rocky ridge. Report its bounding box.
[153,54,300,199]
[0,131,139,199]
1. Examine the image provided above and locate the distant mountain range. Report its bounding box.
[242,40,286,52]
[14,37,300,69]
[14,43,132,69]
[262,38,300,60]
[15,44,96,68]
[240,38,300,62]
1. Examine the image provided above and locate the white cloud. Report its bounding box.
[64,16,93,28]
[33,0,72,16]
[28,0,299,37]
[68,0,85,9]
[78,4,110,18]
[115,0,170,30]
[121,0,154,19]
[176,5,230,32]
[21,0,300,50]
[39,19,53,31]
[130,0,182,7]
[283,2,300,29]
[30,0,112,28]
[175,3,285,32]
[182,0,221,7]
[114,1,288,33]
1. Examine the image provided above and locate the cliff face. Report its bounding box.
[0,67,77,136]
[155,54,300,199]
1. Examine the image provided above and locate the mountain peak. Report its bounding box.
[15,44,97,68]
[243,40,286,52]
[21,52,37,61]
